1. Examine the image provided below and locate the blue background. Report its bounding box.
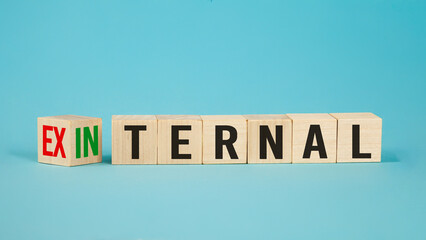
[0,0,425,239]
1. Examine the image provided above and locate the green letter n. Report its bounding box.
[84,125,98,157]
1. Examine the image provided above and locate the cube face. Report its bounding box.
[37,117,72,166]
[112,115,157,164]
[245,114,292,164]
[202,115,247,164]
[330,113,382,162]
[287,114,337,163]
[37,115,102,167]
[157,115,202,164]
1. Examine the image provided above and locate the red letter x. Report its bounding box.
[53,127,66,158]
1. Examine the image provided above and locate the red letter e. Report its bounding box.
[43,125,54,156]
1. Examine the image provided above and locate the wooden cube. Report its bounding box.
[244,114,292,164]
[201,115,247,164]
[287,113,336,163]
[37,115,102,166]
[157,115,202,164]
[330,113,382,163]
[112,115,157,164]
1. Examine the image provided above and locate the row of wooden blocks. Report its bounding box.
[37,113,382,166]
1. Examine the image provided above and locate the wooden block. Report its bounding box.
[287,113,337,163]
[37,115,102,166]
[201,115,247,164]
[330,113,382,162]
[112,115,157,165]
[157,115,202,164]
[244,114,292,164]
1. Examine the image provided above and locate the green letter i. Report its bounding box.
[76,128,81,159]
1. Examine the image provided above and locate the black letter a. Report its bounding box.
[303,125,327,158]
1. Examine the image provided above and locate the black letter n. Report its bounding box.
[259,125,283,159]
